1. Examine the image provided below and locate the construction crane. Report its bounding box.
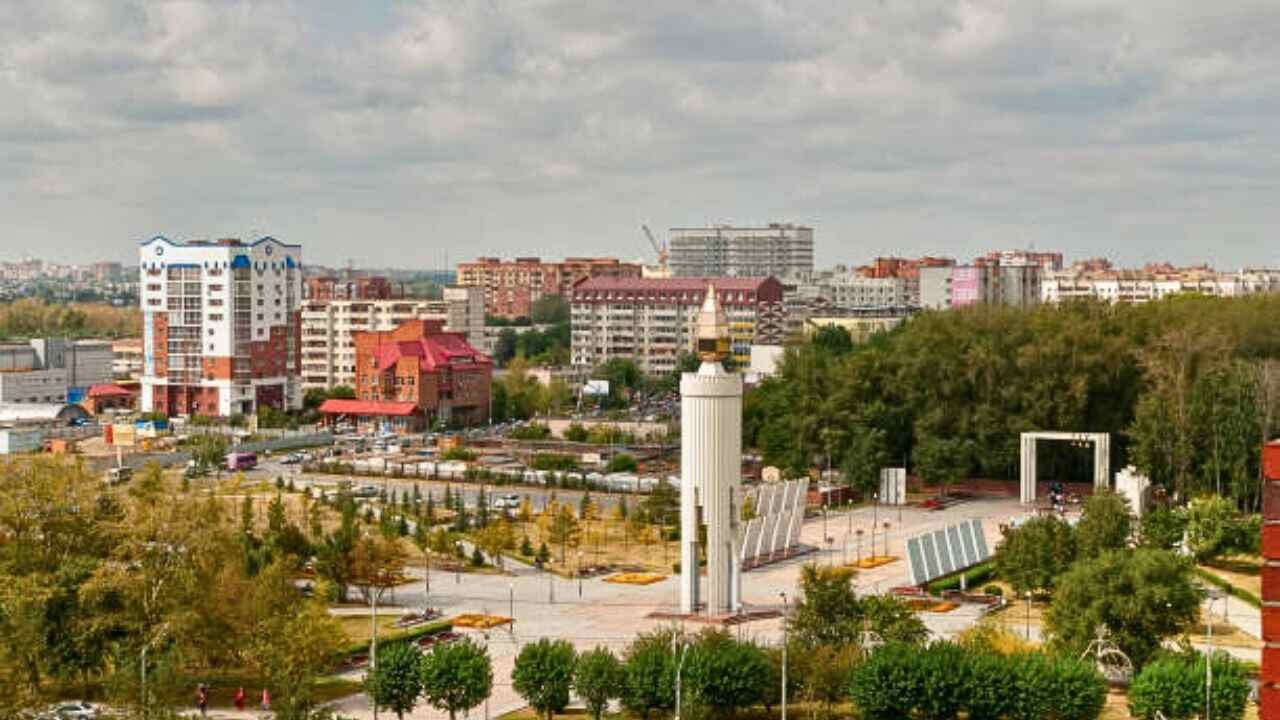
[641,224,669,275]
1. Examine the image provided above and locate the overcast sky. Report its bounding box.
[3,1,1279,270]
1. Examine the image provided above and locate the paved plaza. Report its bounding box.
[325,496,1033,720]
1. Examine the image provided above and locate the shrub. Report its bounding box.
[983,584,1003,597]
[440,447,478,462]
[531,453,579,472]
[848,643,1107,720]
[564,423,589,442]
[621,629,677,718]
[508,424,552,441]
[927,561,996,594]
[1129,652,1250,720]
[607,453,639,473]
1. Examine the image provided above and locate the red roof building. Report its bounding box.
[332,319,492,431]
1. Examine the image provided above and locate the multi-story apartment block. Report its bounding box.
[857,256,956,306]
[978,250,1064,271]
[318,319,491,431]
[457,257,642,318]
[570,277,785,374]
[1041,267,1280,304]
[300,286,485,392]
[669,223,814,278]
[828,277,912,308]
[919,264,1042,310]
[138,236,302,417]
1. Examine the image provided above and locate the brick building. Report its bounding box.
[321,319,491,430]
[305,274,397,301]
[456,256,642,318]
[570,276,785,374]
[138,236,302,417]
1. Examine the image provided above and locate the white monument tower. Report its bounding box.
[680,285,743,616]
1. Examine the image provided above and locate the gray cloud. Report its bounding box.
[1,0,1279,269]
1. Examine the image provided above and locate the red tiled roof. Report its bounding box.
[372,333,492,372]
[87,384,135,398]
[318,399,420,417]
[572,276,776,292]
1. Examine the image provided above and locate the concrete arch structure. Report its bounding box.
[1019,431,1111,505]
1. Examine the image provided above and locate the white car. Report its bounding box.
[492,494,521,510]
[44,702,97,720]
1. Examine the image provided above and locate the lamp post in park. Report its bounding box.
[855,529,864,564]
[883,521,891,558]
[779,592,789,720]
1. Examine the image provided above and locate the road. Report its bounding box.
[258,460,644,514]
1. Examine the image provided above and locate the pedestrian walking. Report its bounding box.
[195,684,208,719]
[234,686,246,712]
[261,687,271,713]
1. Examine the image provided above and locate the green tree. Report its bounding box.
[420,637,494,720]
[1075,491,1132,558]
[1139,506,1187,550]
[1185,495,1260,563]
[841,424,888,496]
[365,642,425,720]
[574,646,623,720]
[912,434,973,497]
[512,638,577,720]
[789,565,863,647]
[621,628,678,719]
[249,602,347,720]
[1046,548,1200,668]
[683,629,771,719]
[1128,651,1250,720]
[531,295,571,324]
[994,515,1078,595]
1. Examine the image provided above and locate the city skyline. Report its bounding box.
[4,2,1280,269]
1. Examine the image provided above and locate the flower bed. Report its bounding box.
[902,598,960,613]
[604,573,667,586]
[848,555,898,569]
[452,613,513,629]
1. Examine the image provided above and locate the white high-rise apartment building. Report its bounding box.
[138,236,302,417]
[669,223,814,278]
[299,287,485,392]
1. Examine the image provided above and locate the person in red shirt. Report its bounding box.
[234,687,246,712]
[195,684,208,719]
[261,688,271,712]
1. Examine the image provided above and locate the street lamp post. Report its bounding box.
[1024,591,1032,641]
[674,639,690,720]
[509,582,515,629]
[577,551,584,598]
[883,521,891,558]
[780,592,789,720]
[855,529,864,564]
[371,584,380,720]
[455,541,463,584]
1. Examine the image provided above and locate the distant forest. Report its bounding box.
[0,299,141,340]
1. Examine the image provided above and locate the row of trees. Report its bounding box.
[0,299,140,338]
[745,296,1280,508]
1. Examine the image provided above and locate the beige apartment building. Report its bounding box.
[300,287,485,392]
[570,276,785,375]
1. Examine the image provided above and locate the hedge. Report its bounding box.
[927,561,997,594]
[1192,566,1261,608]
[849,642,1106,720]
[344,618,453,657]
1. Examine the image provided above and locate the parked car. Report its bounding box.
[352,484,380,498]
